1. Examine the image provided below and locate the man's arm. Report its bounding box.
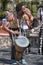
[23,14,32,28]
[3,21,20,35]
[22,6,34,21]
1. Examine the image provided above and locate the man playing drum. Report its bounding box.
[2,11,20,64]
[37,5,43,54]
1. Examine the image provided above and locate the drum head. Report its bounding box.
[15,36,29,47]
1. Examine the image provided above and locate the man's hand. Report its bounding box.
[13,31,20,35]
[30,29,34,33]
[22,6,31,16]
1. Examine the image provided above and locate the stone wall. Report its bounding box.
[0,36,11,49]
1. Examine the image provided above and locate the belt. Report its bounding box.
[9,27,19,31]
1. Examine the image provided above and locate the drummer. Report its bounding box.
[2,11,20,63]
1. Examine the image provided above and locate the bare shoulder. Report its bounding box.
[23,14,28,18]
[23,14,30,21]
[4,20,10,26]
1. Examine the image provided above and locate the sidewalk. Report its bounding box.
[0,27,11,49]
[0,27,9,36]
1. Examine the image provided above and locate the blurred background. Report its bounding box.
[0,0,43,20]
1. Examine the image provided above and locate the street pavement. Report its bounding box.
[0,36,43,65]
[0,48,43,65]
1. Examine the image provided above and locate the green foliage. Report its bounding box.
[0,0,1,2]
[1,0,9,10]
[0,11,5,19]
[27,2,31,10]
[0,0,9,19]
[27,1,38,16]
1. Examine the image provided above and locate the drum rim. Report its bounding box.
[15,36,29,47]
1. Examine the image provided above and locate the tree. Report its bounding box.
[0,0,9,19]
[1,0,9,11]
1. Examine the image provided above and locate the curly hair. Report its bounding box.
[16,2,26,13]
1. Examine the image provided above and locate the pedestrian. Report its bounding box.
[37,5,43,55]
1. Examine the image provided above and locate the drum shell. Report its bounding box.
[15,51,22,60]
[15,41,28,60]
[15,36,29,60]
[15,43,26,53]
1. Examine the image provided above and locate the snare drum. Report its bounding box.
[15,36,29,60]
